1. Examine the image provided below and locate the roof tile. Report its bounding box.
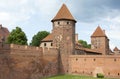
[41,33,53,42]
[91,26,106,37]
[51,4,76,22]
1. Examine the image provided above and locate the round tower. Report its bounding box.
[51,4,76,74]
[51,4,76,55]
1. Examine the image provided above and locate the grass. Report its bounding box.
[41,74,119,79]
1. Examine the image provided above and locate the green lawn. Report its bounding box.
[42,74,119,79]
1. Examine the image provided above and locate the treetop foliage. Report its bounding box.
[78,40,91,48]
[7,27,28,45]
[30,31,50,46]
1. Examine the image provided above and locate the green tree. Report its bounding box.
[30,31,50,46]
[7,27,27,45]
[78,40,91,48]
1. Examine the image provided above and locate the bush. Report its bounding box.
[97,73,104,78]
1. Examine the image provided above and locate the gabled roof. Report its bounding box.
[113,47,119,51]
[41,33,53,42]
[91,26,106,37]
[51,4,76,22]
[75,45,101,54]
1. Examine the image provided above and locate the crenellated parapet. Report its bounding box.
[10,44,42,51]
[9,44,43,57]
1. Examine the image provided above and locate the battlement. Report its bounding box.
[10,44,42,51]
[0,43,10,50]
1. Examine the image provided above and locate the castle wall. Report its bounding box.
[0,44,59,79]
[69,55,120,78]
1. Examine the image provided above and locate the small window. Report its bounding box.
[44,43,46,46]
[75,71,77,73]
[114,58,116,61]
[94,58,96,61]
[67,70,68,72]
[67,21,69,24]
[108,72,110,75]
[91,72,92,74]
[76,58,78,61]
[51,43,53,46]
[58,22,60,25]
[118,73,120,76]
[84,59,86,61]
[83,71,84,73]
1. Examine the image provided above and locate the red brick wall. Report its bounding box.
[69,55,120,78]
[0,44,59,79]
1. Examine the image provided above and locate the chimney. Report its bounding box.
[75,33,78,42]
[0,24,2,29]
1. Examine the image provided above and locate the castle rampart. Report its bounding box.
[69,55,120,78]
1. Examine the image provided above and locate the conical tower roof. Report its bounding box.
[91,26,106,37]
[51,4,76,22]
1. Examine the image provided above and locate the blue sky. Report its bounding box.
[0,0,120,50]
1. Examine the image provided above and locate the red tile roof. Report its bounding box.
[41,33,53,42]
[91,26,106,37]
[75,45,101,54]
[51,4,76,22]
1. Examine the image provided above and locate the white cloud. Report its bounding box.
[0,0,120,47]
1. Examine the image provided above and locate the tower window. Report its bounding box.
[67,21,69,24]
[44,43,46,46]
[58,22,60,25]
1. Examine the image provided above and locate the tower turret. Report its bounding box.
[91,26,110,55]
[51,4,76,73]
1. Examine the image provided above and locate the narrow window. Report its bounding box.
[51,43,53,46]
[75,71,77,73]
[108,72,110,75]
[91,72,92,74]
[83,71,84,73]
[67,70,68,72]
[94,58,96,61]
[114,58,116,62]
[118,73,120,76]
[67,21,69,24]
[58,22,60,25]
[44,43,46,46]
[84,59,86,61]
[76,58,78,61]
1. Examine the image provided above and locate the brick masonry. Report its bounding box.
[0,4,120,79]
[0,43,58,79]
[69,55,120,78]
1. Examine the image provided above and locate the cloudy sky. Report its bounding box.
[0,0,120,50]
